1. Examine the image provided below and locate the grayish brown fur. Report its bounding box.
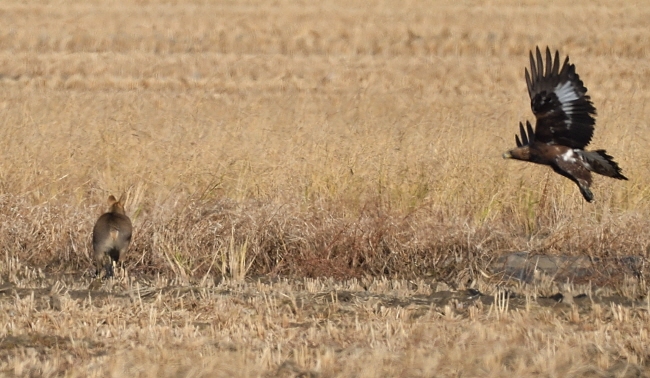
[92,194,133,278]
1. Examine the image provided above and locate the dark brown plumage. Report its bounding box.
[503,47,627,202]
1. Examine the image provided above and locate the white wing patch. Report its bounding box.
[561,149,577,163]
[554,81,579,124]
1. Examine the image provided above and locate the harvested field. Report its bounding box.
[0,0,650,376]
[1,261,650,377]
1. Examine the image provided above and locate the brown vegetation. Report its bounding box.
[0,0,649,375]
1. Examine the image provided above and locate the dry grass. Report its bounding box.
[0,0,650,375]
[2,259,650,377]
[0,258,650,377]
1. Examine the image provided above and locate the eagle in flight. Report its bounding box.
[503,46,627,202]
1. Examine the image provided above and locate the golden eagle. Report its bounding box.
[503,47,627,202]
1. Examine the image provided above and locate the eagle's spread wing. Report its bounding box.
[515,120,535,147]
[526,47,596,149]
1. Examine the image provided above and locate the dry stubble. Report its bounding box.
[0,0,649,376]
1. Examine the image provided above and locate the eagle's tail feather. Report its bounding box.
[578,150,628,180]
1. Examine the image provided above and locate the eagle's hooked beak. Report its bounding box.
[502,151,512,159]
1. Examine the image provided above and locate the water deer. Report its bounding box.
[92,194,133,278]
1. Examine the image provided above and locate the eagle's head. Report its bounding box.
[503,147,530,161]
